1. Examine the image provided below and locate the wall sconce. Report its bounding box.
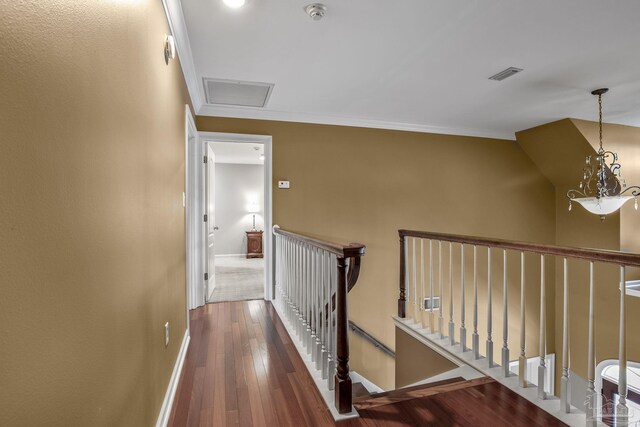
[164,35,176,65]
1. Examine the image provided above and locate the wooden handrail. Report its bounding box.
[399,229,640,267]
[274,226,366,259]
[273,225,366,414]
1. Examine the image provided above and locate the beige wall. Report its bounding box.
[348,330,396,390]
[516,119,640,392]
[395,328,457,388]
[0,1,190,426]
[197,116,556,388]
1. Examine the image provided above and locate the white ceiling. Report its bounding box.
[180,0,640,139]
[207,141,264,164]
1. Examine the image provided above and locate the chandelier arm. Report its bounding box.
[567,189,588,200]
[620,186,640,197]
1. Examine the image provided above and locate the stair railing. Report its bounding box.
[273,225,365,414]
[398,229,640,426]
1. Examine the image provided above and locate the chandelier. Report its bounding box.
[567,88,639,220]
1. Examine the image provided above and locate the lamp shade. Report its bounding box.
[574,196,633,215]
[247,203,260,214]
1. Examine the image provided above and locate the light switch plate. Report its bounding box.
[164,322,169,347]
[278,180,290,189]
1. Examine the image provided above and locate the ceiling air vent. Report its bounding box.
[488,67,523,81]
[203,78,274,108]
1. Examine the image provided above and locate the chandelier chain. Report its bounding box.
[598,93,603,152]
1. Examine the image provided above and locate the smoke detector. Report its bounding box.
[305,3,327,20]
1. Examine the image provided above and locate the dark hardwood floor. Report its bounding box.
[168,300,567,426]
[168,300,335,427]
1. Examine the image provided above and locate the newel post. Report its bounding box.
[335,256,352,413]
[398,233,407,318]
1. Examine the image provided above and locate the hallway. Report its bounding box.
[168,300,334,426]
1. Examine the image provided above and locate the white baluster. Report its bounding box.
[449,242,455,345]
[560,257,570,412]
[586,262,596,427]
[460,244,467,351]
[288,238,293,321]
[617,265,628,424]
[519,251,527,388]
[413,238,417,315]
[429,239,434,318]
[472,245,480,359]
[315,249,322,369]
[306,245,312,352]
[321,251,329,379]
[297,242,303,339]
[538,254,547,400]
[487,247,493,367]
[301,244,305,341]
[438,241,444,339]
[502,249,509,377]
[293,239,297,324]
[311,248,317,363]
[284,237,288,316]
[291,239,295,323]
[299,242,304,339]
[420,238,425,313]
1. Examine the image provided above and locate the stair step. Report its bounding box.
[351,382,371,399]
[355,376,465,403]
[353,376,493,410]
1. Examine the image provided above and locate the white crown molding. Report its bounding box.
[161,0,204,111]
[198,104,515,141]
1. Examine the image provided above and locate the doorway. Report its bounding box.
[197,132,273,305]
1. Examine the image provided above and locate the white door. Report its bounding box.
[205,144,216,300]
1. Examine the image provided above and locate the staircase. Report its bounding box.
[396,229,640,427]
[342,376,569,426]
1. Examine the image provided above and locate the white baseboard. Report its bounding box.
[156,330,191,427]
[350,371,384,394]
[215,253,244,258]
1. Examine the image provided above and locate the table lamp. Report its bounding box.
[248,204,260,231]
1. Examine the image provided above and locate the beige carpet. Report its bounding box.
[208,256,264,303]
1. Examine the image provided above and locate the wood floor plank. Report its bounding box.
[212,351,226,427]
[185,366,205,427]
[248,337,280,426]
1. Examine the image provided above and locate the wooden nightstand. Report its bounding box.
[246,231,263,259]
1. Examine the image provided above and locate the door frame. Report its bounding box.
[196,131,274,301]
[204,143,216,300]
[185,106,205,314]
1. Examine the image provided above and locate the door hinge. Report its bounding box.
[204,214,208,222]
[204,272,209,281]
[203,155,208,164]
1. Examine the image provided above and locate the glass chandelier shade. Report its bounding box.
[567,88,640,219]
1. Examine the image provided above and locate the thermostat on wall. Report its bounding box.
[278,180,290,189]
